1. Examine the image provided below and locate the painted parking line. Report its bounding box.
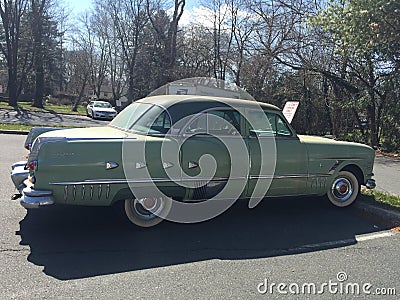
[283,231,396,255]
[356,231,395,242]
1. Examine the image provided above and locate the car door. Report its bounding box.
[245,109,308,198]
[179,108,249,201]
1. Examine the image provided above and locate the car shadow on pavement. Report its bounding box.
[17,196,388,280]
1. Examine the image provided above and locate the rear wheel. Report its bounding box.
[327,171,360,207]
[124,197,172,227]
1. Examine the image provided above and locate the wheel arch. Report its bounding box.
[340,164,364,186]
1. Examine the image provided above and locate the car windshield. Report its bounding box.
[109,102,171,135]
[94,102,112,108]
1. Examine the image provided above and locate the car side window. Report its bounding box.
[184,109,241,136]
[130,105,172,135]
[248,110,292,137]
[275,114,292,136]
[151,110,171,133]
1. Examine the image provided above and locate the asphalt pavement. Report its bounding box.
[374,156,400,196]
[1,134,399,299]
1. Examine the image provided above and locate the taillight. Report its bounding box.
[25,144,31,150]
[28,160,38,171]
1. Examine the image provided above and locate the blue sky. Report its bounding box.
[65,0,198,14]
[64,0,92,14]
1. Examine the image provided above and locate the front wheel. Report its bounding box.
[124,197,172,227]
[327,171,360,207]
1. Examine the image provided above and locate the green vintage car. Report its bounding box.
[13,95,376,227]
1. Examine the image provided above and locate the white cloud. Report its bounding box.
[178,5,216,28]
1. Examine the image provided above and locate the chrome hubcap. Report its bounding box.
[332,178,353,202]
[132,197,164,219]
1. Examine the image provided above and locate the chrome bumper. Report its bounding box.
[20,187,55,209]
[11,162,29,192]
[365,179,376,189]
[12,161,27,170]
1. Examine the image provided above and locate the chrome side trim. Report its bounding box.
[49,174,331,186]
[66,137,136,141]
[307,174,331,178]
[188,161,199,169]
[106,184,110,199]
[163,162,174,169]
[309,157,364,161]
[136,162,147,169]
[106,162,119,170]
[82,185,86,200]
[249,174,331,180]
[50,177,248,186]
[98,185,102,199]
[328,160,344,174]
[64,186,68,201]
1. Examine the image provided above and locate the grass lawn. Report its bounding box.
[362,189,400,208]
[0,123,33,132]
[0,123,78,132]
[0,101,86,116]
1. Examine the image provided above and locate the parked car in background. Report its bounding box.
[86,101,117,120]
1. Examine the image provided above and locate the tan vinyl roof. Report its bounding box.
[137,95,281,111]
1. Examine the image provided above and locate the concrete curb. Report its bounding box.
[0,129,29,135]
[355,201,400,227]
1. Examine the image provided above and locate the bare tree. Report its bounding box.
[146,0,185,84]
[31,0,47,108]
[0,0,28,106]
[92,1,126,102]
[106,0,149,102]
[64,46,91,111]
[79,12,109,99]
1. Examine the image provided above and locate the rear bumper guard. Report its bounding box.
[20,187,55,209]
[11,164,29,192]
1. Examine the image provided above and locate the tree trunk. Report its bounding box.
[72,81,87,112]
[127,65,135,102]
[32,0,46,108]
[7,69,18,107]
[367,101,378,148]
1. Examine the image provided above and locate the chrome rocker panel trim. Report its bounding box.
[20,187,55,209]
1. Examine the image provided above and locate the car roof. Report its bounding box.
[137,95,281,111]
[92,101,110,104]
